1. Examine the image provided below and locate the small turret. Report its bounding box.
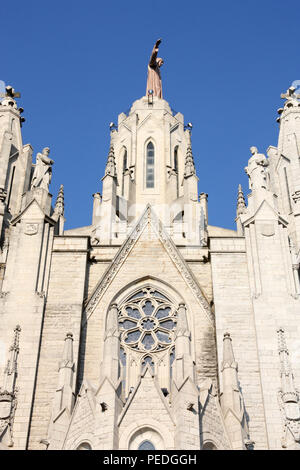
[53,332,75,415]
[173,303,194,386]
[101,304,120,384]
[220,332,250,450]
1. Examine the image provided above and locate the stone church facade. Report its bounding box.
[0,80,300,451]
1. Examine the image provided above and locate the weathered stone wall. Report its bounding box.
[27,236,88,449]
[210,236,269,449]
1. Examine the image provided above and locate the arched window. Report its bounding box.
[76,442,92,450]
[174,146,179,198]
[138,440,156,450]
[146,142,155,188]
[203,441,218,450]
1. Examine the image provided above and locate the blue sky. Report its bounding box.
[2,0,300,230]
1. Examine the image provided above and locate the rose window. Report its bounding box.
[118,288,176,352]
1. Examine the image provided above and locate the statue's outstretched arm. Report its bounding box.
[149,39,162,67]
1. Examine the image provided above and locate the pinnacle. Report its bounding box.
[184,140,196,178]
[105,145,117,177]
[54,184,64,216]
[236,184,246,216]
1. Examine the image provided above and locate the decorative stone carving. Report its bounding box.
[245,147,270,191]
[31,147,54,191]
[260,224,275,237]
[292,190,300,205]
[277,328,300,448]
[0,187,7,203]
[24,223,39,235]
[0,325,21,448]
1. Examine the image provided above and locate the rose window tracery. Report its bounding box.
[118,287,176,352]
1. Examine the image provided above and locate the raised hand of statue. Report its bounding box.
[155,39,162,48]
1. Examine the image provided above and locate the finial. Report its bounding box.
[236,184,246,216]
[54,184,64,217]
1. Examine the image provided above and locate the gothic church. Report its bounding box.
[0,50,300,450]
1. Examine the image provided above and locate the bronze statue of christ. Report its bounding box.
[146,39,164,98]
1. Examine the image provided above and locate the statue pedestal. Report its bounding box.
[22,188,52,216]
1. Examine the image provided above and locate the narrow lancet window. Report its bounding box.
[174,146,179,198]
[121,148,127,196]
[146,142,155,188]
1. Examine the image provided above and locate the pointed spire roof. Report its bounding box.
[54,184,64,217]
[184,131,196,178]
[104,145,117,177]
[236,184,246,217]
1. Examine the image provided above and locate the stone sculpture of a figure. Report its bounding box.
[146,39,164,98]
[31,147,54,191]
[245,146,270,191]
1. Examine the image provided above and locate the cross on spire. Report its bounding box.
[280,86,300,101]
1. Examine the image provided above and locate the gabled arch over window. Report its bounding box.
[146,142,155,188]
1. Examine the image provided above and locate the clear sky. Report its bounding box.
[2,0,300,230]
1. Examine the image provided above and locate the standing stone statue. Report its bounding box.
[245,146,270,191]
[146,39,164,98]
[31,147,54,191]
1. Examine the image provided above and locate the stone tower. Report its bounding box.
[0,60,300,450]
